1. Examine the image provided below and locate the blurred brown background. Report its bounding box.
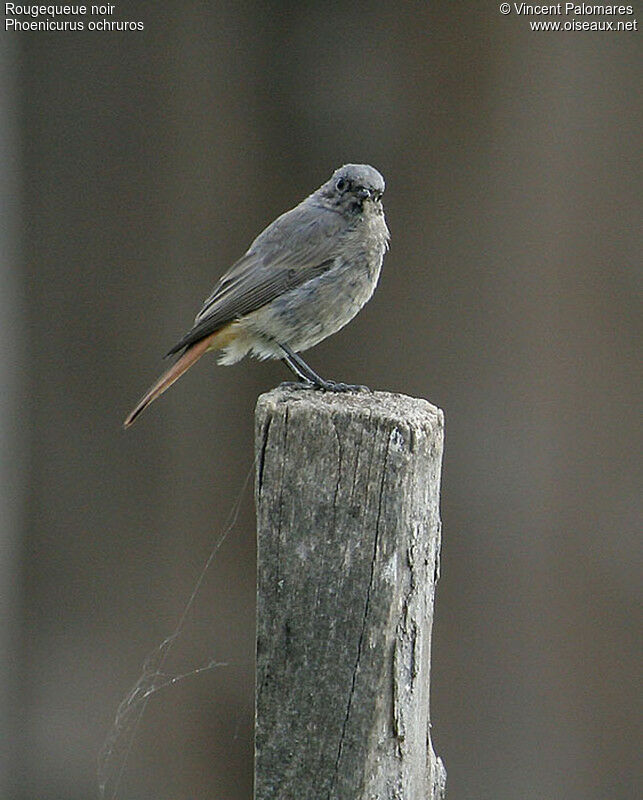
[1,2,641,798]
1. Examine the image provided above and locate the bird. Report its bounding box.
[123,163,389,428]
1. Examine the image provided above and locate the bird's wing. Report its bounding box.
[166,202,344,355]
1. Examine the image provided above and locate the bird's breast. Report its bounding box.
[241,251,384,356]
[238,207,389,357]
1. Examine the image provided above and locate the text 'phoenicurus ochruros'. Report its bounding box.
[124,164,390,428]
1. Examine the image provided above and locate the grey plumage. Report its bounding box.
[125,164,389,427]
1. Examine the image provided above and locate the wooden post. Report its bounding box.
[254,387,446,799]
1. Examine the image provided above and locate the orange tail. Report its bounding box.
[123,333,216,428]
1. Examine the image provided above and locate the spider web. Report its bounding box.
[97,458,256,800]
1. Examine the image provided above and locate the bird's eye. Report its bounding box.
[336,178,347,192]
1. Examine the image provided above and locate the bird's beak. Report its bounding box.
[357,187,371,201]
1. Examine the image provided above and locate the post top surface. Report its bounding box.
[257,387,443,431]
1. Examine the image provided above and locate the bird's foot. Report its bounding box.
[279,380,316,390]
[278,379,370,393]
[315,379,371,393]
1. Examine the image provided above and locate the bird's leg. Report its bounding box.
[280,347,316,389]
[280,344,370,393]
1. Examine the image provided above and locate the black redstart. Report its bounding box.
[124,163,389,428]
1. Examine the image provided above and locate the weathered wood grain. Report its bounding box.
[255,387,446,799]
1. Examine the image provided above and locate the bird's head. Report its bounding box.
[317,164,386,215]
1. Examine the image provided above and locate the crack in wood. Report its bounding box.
[330,428,391,798]
[257,416,272,495]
